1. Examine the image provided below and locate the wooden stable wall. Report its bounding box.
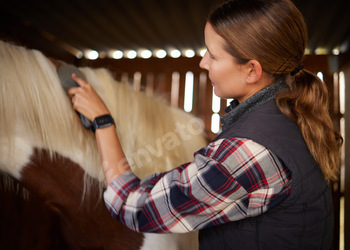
[79,54,346,249]
[79,55,342,139]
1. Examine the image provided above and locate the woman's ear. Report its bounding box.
[246,60,262,84]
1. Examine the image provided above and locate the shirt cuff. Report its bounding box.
[103,171,140,218]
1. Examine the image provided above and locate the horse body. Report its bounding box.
[0,41,207,249]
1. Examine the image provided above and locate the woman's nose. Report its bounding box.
[199,53,208,70]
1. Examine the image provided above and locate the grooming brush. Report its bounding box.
[57,64,93,130]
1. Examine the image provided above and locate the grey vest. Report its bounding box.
[199,99,333,250]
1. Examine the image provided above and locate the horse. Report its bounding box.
[0,40,208,249]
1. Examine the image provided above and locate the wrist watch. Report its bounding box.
[91,114,115,132]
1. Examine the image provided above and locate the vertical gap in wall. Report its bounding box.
[211,87,220,134]
[171,72,180,107]
[145,72,154,96]
[133,72,141,91]
[199,72,207,116]
[184,71,194,113]
[121,72,129,84]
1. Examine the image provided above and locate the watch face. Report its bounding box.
[96,115,112,126]
[94,114,114,130]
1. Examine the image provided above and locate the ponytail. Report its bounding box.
[276,70,342,181]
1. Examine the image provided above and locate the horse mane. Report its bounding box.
[80,67,207,177]
[0,41,207,192]
[0,40,100,181]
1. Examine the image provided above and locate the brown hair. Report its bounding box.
[208,0,342,181]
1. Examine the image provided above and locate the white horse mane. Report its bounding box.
[0,40,207,185]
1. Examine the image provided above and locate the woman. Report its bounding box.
[68,0,342,248]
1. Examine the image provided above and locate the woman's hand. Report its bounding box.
[67,74,110,121]
[67,73,130,182]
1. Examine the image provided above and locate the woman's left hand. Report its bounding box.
[67,74,110,121]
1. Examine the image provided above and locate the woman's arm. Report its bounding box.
[67,74,291,234]
[67,74,131,184]
[104,137,291,233]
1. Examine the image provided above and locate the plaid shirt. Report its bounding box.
[104,137,292,233]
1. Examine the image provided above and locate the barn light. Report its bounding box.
[184,49,195,58]
[85,50,99,60]
[126,50,137,59]
[105,47,205,59]
[155,49,167,58]
[139,49,152,59]
[170,49,181,58]
[332,48,340,55]
[199,48,207,57]
[110,50,123,59]
[315,47,327,55]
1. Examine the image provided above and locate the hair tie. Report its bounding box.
[290,64,303,76]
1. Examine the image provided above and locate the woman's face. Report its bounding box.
[199,23,252,103]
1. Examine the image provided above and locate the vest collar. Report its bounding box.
[221,81,287,131]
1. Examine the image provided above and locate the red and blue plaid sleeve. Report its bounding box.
[104,137,291,233]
